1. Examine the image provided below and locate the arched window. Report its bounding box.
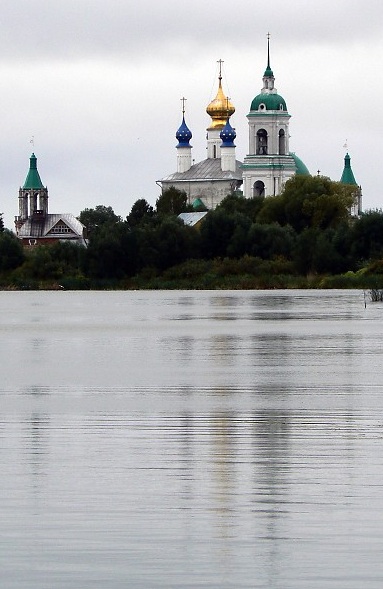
[253,181,265,197]
[279,129,286,155]
[256,129,268,155]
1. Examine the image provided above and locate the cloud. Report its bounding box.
[1,0,382,63]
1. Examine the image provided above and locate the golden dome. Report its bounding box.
[206,75,235,130]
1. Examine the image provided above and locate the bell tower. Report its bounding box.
[242,36,296,198]
[15,153,48,234]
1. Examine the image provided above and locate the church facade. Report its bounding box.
[160,66,243,210]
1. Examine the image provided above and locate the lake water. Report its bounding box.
[1,289,383,588]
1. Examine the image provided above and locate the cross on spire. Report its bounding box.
[180,97,187,115]
[217,59,224,80]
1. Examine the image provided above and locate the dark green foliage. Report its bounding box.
[200,210,232,258]
[248,223,296,260]
[12,242,85,282]
[156,187,189,216]
[127,199,154,228]
[349,210,383,261]
[0,230,25,272]
[217,193,265,220]
[4,181,383,289]
[257,175,355,232]
[0,213,4,233]
[78,205,121,237]
[85,222,138,279]
[136,216,200,271]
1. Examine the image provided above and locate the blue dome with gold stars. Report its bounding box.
[176,116,192,147]
[220,118,236,147]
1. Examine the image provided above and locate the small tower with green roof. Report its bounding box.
[15,153,48,232]
[340,152,362,216]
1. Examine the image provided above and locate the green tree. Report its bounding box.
[127,199,154,228]
[217,193,265,220]
[136,216,200,271]
[350,210,383,261]
[0,230,25,272]
[78,205,121,238]
[0,213,4,233]
[200,209,239,259]
[156,187,189,216]
[85,222,138,279]
[257,175,355,233]
[248,223,296,260]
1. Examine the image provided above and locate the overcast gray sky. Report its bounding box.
[1,0,382,227]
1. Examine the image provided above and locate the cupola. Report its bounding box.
[220,118,236,147]
[176,115,192,147]
[206,61,235,130]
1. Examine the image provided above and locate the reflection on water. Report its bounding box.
[1,290,383,588]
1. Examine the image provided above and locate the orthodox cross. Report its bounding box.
[180,97,187,115]
[217,59,224,80]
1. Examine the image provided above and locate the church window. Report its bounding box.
[49,222,72,234]
[256,129,268,155]
[279,129,286,155]
[253,181,265,197]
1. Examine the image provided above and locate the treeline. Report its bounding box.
[1,177,383,289]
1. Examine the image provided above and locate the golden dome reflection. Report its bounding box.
[206,75,235,130]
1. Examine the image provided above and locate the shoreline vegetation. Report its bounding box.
[0,254,382,292]
[2,178,383,295]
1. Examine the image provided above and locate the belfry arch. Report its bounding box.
[256,129,268,155]
[278,129,286,155]
[253,180,265,197]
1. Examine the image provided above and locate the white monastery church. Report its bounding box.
[160,38,361,214]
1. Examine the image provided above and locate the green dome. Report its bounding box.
[290,153,310,176]
[250,93,287,112]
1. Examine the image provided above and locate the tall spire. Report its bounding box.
[340,152,357,185]
[23,153,45,190]
[264,32,274,78]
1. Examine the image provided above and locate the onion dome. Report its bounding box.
[220,118,236,147]
[176,115,192,147]
[206,74,235,130]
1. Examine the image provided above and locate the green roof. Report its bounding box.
[23,153,45,189]
[340,153,357,185]
[290,152,310,176]
[250,92,287,112]
[192,198,207,211]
